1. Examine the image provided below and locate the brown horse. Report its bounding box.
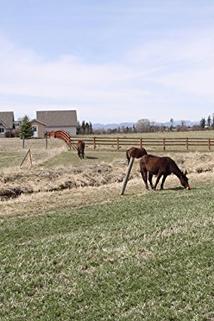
[126,147,147,164]
[140,154,191,190]
[77,140,85,159]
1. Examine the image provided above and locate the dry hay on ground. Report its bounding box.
[0,160,128,199]
[1,152,214,201]
[0,152,214,218]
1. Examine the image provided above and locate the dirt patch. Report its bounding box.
[0,186,33,200]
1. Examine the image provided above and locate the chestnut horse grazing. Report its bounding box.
[77,140,85,159]
[126,147,147,164]
[140,154,191,190]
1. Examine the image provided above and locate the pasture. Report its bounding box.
[0,134,214,320]
[0,184,214,321]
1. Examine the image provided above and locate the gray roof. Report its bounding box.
[0,112,14,129]
[30,119,47,126]
[37,110,77,127]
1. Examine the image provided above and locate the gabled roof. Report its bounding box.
[0,111,14,129]
[36,110,77,127]
[30,119,47,126]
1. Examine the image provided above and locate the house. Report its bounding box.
[0,112,14,137]
[30,119,47,138]
[31,110,78,138]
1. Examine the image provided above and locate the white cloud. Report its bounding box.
[126,30,214,99]
[0,29,214,122]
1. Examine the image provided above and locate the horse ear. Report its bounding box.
[184,169,188,175]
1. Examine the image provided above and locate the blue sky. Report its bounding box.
[0,0,214,123]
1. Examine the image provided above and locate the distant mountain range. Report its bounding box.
[93,120,199,130]
[156,120,199,127]
[93,122,135,130]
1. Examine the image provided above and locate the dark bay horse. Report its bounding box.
[77,140,85,159]
[140,154,191,190]
[126,147,147,164]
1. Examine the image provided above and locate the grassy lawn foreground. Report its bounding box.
[0,185,214,321]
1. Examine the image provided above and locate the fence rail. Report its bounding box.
[67,136,214,151]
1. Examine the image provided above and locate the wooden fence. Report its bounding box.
[69,136,214,151]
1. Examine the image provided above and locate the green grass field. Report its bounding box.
[41,150,125,168]
[1,184,213,321]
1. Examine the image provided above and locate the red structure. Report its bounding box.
[48,130,77,150]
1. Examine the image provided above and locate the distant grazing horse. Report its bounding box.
[140,154,191,190]
[126,147,147,164]
[77,140,85,159]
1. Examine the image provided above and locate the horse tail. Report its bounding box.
[77,140,85,159]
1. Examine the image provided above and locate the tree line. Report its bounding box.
[199,115,214,129]
[76,121,93,135]
[4,114,214,139]
[94,116,214,134]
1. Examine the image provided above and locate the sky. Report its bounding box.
[0,0,214,123]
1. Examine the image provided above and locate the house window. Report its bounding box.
[0,127,5,133]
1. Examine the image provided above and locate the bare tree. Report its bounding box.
[136,119,151,132]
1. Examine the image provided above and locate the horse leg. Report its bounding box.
[160,174,167,190]
[154,172,163,190]
[126,152,130,165]
[148,172,154,189]
[141,168,149,190]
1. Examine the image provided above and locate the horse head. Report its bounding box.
[180,170,191,190]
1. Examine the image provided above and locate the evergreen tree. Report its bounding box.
[170,118,174,131]
[19,116,33,139]
[76,121,81,135]
[207,115,211,127]
[81,121,86,134]
[85,122,90,134]
[200,117,206,129]
[212,114,214,129]
[89,122,93,134]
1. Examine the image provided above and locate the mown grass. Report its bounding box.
[0,184,213,321]
[41,150,125,168]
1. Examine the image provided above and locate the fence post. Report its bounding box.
[93,137,96,150]
[140,138,143,148]
[208,138,211,151]
[20,149,32,168]
[121,157,134,195]
[163,138,166,151]
[45,135,48,149]
[117,137,120,151]
[186,138,189,151]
